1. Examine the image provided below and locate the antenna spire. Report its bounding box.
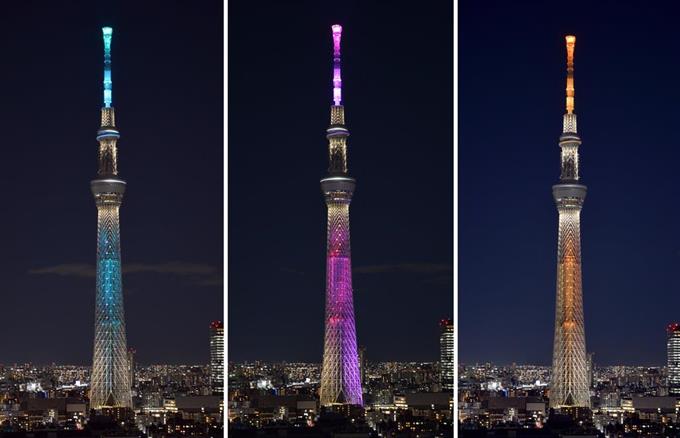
[332,24,343,106]
[565,35,575,114]
[103,27,113,108]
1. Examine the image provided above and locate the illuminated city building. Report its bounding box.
[359,346,366,390]
[128,348,136,390]
[210,321,224,395]
[667,324,680,395]
[319,24,363,407]
[586,352,594,388]
[550,35,590,410]
[89,26,133,410]
[440,319,454,392]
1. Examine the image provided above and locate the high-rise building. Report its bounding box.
[358,346,366,389]
[667,324,680,395]
[319,24,363,407]
[586,352,594,388]
[89,26,133,411]
[440,319,454,392]
[550,35,590,410]
[127,348,136,390]
[210,321,224,395]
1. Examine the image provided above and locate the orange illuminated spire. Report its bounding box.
[565,35,575,114]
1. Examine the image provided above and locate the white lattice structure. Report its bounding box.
[89,27,132,410]
[550,35,590,410]
[319,24,363,407]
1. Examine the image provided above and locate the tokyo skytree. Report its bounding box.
[319,24,363,407]
[550,35,590,410]
[89,27,133,410]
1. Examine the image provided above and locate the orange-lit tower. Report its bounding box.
[550,35,590,410]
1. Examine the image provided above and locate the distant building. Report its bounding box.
[21,398,87,428]
[128,347,136,389]
[210,321,224,395]
[668,324,680,395]
[440,319,454,391]
[586,352,594,388]
[484,396,546,425]
[175,395,222,418]
[359,346,366,388]
[622,396,680,415]
[396,392,452,410]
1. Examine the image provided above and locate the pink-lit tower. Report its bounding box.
[319,24,363,407]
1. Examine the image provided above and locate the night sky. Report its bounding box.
[0,2,223,365]
[228,1,453,362]
[460,0,680,366]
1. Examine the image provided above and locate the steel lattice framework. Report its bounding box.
[550,35,590,410]
[319,24,363,407]
[89,27,132,410]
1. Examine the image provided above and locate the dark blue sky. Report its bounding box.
[460,0,680,366]
[0,1,222,365]
[228,0,453,362]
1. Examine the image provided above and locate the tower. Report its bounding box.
[440,319,454,392]
[319,24,363,407]
[667,324,680,395]
[550,35,590,410]
[210,321,224,395]
[89,27,133,410]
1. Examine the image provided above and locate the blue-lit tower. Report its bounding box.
[89,26,132,410]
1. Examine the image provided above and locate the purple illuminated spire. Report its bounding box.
[332,24,343,106]
[319,24,363,407]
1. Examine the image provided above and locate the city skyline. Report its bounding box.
[229,0,453,364]
[0,2,222,365]
[460,0,680,366]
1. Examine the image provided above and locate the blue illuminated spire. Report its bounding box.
[90,26,131,410]
[102,27,113,108]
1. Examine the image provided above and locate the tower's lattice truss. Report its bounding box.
[550,35,590,409]
[90,27,132,410]
[319,25,363,407]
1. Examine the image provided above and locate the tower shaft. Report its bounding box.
[550,35,589,410]
[319,25,363,407]
[90,27,132,410]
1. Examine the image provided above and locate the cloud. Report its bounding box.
[28,262,223,286]
[28,264,95,278]
[354,262,452,275]
[124,262,219,276]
